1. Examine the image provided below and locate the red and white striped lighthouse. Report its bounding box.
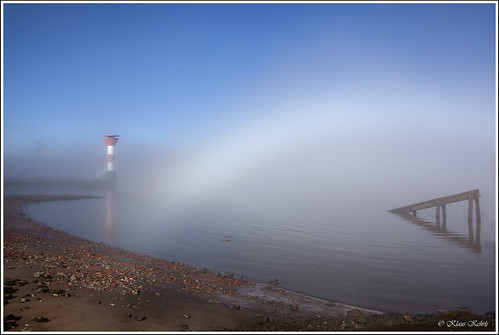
[104,134,119,183]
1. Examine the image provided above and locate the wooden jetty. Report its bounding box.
[389,189,481,223]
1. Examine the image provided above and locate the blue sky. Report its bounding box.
[2,2,497,204]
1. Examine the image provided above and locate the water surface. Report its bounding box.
[9,184,496,314]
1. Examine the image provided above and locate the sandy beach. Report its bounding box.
[3,195,496,332]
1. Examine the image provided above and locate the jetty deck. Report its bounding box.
[389,189,481,222]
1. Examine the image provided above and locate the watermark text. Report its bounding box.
[438,319,489,328]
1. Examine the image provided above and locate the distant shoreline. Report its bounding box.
[4,178,114,190]
[3,194,496,331]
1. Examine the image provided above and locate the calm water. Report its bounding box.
[9,185,496,314]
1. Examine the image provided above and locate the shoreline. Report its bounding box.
[3,194,496,332]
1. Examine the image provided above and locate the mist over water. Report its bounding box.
[113,102,496,243]
[7,103,496,315]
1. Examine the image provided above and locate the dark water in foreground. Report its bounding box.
[7,185,496,314]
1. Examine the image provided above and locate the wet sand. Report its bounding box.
[3,195,496,332]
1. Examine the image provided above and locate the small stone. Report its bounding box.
[155,292,161,296]
[347,309,363,318]
[135,316,146,321]
[4,287,17,294]
[52,289,65,295]
[19,298,29,303]
[18,280,29,286]
[183,314,190,319]
[34,316,49,323]
[5,314,17,321]
[4,279,18,286]
[70,274,76,281]
[109,303,116,307]
[404,315,412,322]
[232,305,241,310]
[96,300,102,304]
[290,304,299,311]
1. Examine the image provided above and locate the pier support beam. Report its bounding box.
[468,197,474,224]
[475,197,481,246]
[475,197,481,222]
[436,200,442,221]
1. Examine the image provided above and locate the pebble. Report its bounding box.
[4,286,17,294]
[5,314,17,321]
[184,314,190,319]
[33,316,49,323]
[347,309,363,318]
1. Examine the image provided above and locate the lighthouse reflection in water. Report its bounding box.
[104,189,115,243]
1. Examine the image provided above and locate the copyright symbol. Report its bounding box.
[438,320,445,327]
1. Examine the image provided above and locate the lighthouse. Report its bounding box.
[103,134,119,184]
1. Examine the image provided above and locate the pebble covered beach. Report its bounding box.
[3,195,496,332]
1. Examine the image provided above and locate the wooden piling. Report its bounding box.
[436,200,440,221]
[475,197,481,222]
[468,215,475,242]
[468,197,474,223]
